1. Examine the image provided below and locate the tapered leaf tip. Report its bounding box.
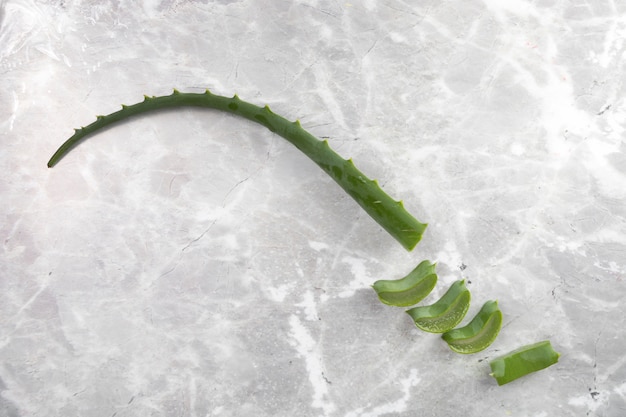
[172,88,181,95]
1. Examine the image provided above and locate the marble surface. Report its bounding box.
[1,0,625,416]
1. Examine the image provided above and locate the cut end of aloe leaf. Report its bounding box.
[398,222,428,252]
[441,300,502,354]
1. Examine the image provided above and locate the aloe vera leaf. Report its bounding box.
[441,300,502,354]
[372,260,438,307]
[47,90,427,251]
[405,280,471,333]
[489,340,560,385]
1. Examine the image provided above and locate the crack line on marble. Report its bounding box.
[181,219,217,253]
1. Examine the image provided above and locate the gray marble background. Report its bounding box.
[2,0,625,416]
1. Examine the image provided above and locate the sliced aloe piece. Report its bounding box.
[372,260,437,307]
[406,280,471,333]
[441,300,502,354]
[489,340,560,385]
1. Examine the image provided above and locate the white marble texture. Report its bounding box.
[1,0,625,415]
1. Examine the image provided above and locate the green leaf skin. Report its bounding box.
[405,280,471,333]
[489,340,560,386]
[441,300,502,354]
[372,260,437,307]
[47,90,427,251]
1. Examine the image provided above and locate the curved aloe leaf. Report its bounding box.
[48,90,427,251]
